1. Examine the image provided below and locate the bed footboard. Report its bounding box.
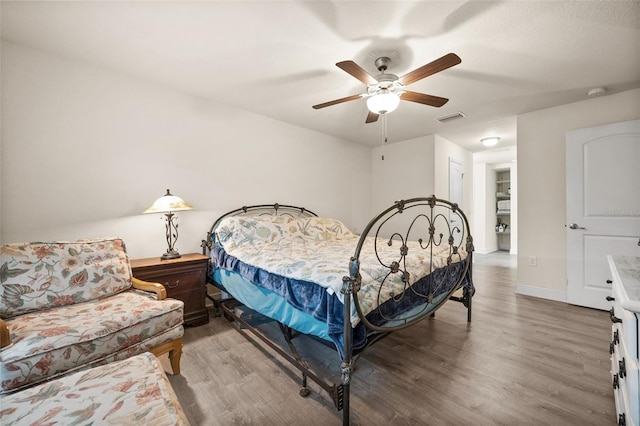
[339,196,474,425]
[347,196,473,331]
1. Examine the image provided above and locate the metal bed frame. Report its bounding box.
[202,198,474,425]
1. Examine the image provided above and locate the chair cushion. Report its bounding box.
[0,352,190,425]
[1,237,133,318]
[0,291,184,393]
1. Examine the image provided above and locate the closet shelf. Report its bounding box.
[496,169,511,251]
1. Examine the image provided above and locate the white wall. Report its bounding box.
[434,135,473,222]
[472,162,497,254]
[369,134,473,213]
[0,41,372,258]
[368,134,473,243]
[0,40,3,243]
[370,134,436,213]
[517,88,640,300]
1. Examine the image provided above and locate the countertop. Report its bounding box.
[608,255,640,313]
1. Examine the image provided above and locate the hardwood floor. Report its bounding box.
[167,253,616,425]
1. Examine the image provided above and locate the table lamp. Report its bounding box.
[144,189,194,260]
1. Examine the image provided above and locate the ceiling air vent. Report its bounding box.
[436,111,466,123]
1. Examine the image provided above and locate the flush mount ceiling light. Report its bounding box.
[366,89,400,114]
[481,137,500,147]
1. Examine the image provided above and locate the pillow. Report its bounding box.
[270,216,355,241]
[215,215,355,253]
[215,216,284,252]
[0,237,133,318]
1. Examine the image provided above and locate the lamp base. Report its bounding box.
[161,250,182,260]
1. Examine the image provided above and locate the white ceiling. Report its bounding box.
[1,1,639,153]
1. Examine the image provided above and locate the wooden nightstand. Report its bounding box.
[130,253,209,326]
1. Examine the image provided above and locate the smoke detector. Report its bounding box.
[587,87,606,97]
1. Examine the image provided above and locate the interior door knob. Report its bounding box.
[568,223,586,230]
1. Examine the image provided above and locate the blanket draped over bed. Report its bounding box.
[210,215,470,358]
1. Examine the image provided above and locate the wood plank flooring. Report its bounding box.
[167,253,616,425]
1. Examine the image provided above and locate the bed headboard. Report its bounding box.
[346,196,474,332]
[202,203,317,253]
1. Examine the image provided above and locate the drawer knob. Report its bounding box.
[619,413,626,426]
[610,308,623,324]
[607,279,613,284]
[606,296,615,302]
[165,280,180,289]
[614,330,620,344]
[613,373,619,389]
[619,358,626,378]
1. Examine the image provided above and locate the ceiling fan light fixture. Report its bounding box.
[481,136,500,147]
[366,91,400,114]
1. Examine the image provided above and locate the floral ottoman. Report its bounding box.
[0,352,189,425]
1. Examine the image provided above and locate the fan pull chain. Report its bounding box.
[381,113,388,160]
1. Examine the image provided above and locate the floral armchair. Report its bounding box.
[0,237,184,394]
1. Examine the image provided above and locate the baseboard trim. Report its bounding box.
[515,284,567,303]
[475,246,499,255]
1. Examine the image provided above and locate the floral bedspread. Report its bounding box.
[215,215,466,325]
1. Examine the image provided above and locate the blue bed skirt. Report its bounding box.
[213,268,332,341]
[210,246,470,359]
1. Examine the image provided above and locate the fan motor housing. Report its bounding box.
[375,57,391,72]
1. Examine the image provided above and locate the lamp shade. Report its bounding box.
[144,189,194,214]
[366,91,400,114]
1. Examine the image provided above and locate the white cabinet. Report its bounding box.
[608,256,640,426]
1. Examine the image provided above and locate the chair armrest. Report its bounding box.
[0,319,11,349]
[132,277,167,300]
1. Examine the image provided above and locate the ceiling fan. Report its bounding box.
[312,53,461,124]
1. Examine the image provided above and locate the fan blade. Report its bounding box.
[399,53,461,85]
[312,94,362,109]
[365,111,379,123]
[336,61,377,85]
[400,91,449,107]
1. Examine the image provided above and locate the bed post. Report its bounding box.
[341,275,353,426]
[466,237,475,322]
[341,256,361,426]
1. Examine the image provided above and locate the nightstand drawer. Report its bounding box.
[158,271,205,312]
[156,270,202,294]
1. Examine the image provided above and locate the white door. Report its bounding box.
[566,119,640,310]
[449,158,464,239]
